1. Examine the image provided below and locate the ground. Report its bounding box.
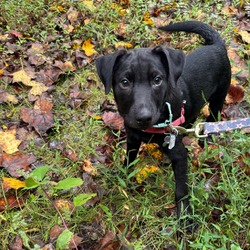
[0,1,249,249]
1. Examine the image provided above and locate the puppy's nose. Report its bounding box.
[136,111,152,125]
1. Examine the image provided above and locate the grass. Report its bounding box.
[0,0,249,249]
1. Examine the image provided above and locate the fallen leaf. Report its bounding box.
[54,60,76,72]
[222,4,238,16]
[238,30,250,44]
[68,234,83,249]
[63,149,78,162]
[1,152,37,177]
[114,41,133,49]
[82,38,97,56]
[135,164,161,184]
[102,111,124,131]
[143,12,154,26]
[20,95,54,134]
[98,231,118,250]
[8,235,23,250]
[0,90,18,104]
[0,129,21,154]
[82,0,96,11]
[82,159,97,176]
[227,47,249,80]
[54,199,74,213]
[2,177,26,192]
[225,84,244,104]
[201,104,210,117]
[49,225,64,240]
[0,195,24,212]
[12,69,48,96]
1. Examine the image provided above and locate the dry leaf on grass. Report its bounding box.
[2,177,26,192]
[20,95,54,134]
[1,152,37,177]
[12,69,48,96]
[0,129,21,154]
[82,38,97,57]
[0,90,18,104]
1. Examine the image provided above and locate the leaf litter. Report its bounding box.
[0,0,250,249]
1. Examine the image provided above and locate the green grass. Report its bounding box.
[0,0,249,249]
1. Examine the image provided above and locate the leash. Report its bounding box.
[143,102,250,149]
[175,117,250,138]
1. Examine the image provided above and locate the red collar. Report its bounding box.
[144,106,185,134]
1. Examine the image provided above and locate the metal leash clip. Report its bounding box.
[172,123,207,138]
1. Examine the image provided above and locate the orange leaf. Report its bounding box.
[143,12,154,26]
[0,195,24,212]
[82,38,97,57]
[2,177,26,191]
[225,84,244,104]
[82,159,97,176]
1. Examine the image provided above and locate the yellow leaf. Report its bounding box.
[0,129,21,154]
[2,177,26,190]
[238,30,250,44]
[143,12,154,26]
[114,42,133,49]
[0,69,4,76]
[12,69,31,85]
[136,165,161,184]
[82,160,97,176]
[5,93,18,104]
[57,6,64,12]
[84,19,90,25]
[82,38,97,57]
[12,70,48,96]
[82,1,96,11]
[201,104,210,117]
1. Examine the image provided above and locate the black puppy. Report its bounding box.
[96,21,231,230]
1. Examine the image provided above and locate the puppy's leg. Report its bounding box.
[124,133,141,166]
[207,85,229,122]
[166,136,195,231]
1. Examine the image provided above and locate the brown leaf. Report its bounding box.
[62,149,78,162]
[54,60,76,72]
[225,84,244,104]
[102,111,124,131]
[0,195,24,212]
[20,95,54,134]
[8,235,23,250]
[49,225,64,240]
[98,231,118,250]
[69,84,85,108]
[68,234,83,249]
[37,68,63,86]
[0,90,18,104]
[1,152,37,177]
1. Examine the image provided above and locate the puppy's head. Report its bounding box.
[96,46,185,130]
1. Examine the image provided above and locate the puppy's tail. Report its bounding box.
[159,21,224,46]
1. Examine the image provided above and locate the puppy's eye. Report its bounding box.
[153,76,162,86]
[120,79,130,89]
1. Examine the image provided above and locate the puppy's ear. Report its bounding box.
[153,45,185,86]
[96,50,127,94]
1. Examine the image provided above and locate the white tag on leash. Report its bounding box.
[163,133,176,149]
